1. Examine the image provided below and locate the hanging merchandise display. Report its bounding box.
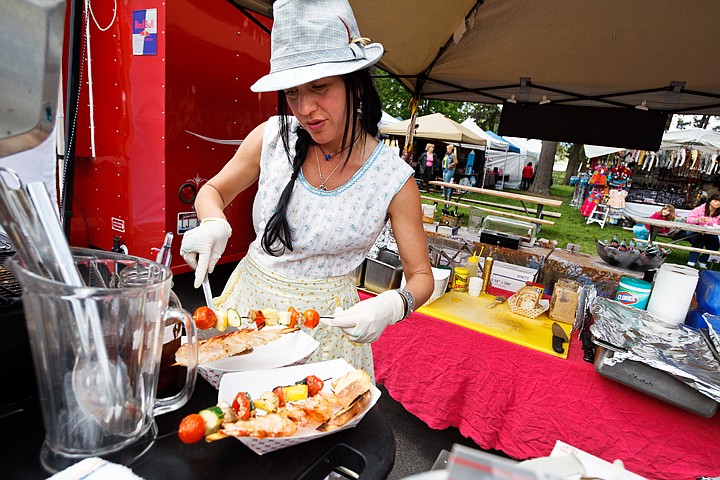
[570,173,590,208]
[606,188,628,225]
[626,146,711,210]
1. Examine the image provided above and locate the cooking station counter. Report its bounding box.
[372,304,720,480]
[1,378,396,479]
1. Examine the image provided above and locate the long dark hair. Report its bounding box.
[706,192,720,217]
[261,68,382,256]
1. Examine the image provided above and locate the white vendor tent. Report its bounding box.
[380,113,486,145]
[660,128,720,154]
[379,111,400,128]
[460,119,543,188]
[585,128,720,158]
[460,119,510,151]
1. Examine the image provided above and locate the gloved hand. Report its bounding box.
[323,290,405,343]
[180,217,232,288]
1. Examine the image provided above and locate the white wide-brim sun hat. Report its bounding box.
[250,0,384,93]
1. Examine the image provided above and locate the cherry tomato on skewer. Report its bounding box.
[193,306,217,330]
[231,391,255,420]
[178,414,206,444]
[302,309,320,329]
[272,386,286,408]
[304,375,324,397]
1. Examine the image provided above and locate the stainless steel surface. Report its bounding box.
[377,248,402,267]
[364,257,403,294]
[595,240,667,272]
[480,215,537,246]
[594,346,718,418]
[348,262,365,287]
[590,297,720,406]
[155,232,174,267]
[0,0,65,157]
[202,275,215,310]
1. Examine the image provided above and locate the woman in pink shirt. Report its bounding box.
[685,192,720,268]
[416,143,437,191]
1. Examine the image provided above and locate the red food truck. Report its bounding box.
[63,0,276,272]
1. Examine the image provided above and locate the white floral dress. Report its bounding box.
[215,116,413,378]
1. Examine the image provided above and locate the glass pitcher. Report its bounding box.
[7,248,199,473]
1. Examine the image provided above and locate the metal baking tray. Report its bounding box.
[363,250,403,294]
[593,339,718,417]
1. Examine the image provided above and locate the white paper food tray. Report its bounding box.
[196,328,320,389]
[218,358,381,455]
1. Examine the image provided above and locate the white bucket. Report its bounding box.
[401,267,451,307]
[646,263,699,325]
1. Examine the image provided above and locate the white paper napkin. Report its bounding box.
[49,458,144,480]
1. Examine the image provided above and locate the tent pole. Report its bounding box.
[401,96,420,165]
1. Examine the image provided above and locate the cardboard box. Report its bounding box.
[489,260,538,293]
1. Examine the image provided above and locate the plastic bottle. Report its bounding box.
[451,267,470,292]
[466,251,479,278]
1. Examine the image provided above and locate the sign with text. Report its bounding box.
[132,9,157,56]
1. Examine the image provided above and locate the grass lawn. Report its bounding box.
[419,181,693,267]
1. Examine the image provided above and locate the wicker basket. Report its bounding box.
[508,299,550,319]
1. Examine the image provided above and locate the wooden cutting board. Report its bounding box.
[417,291,572,359]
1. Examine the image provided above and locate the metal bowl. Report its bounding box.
[595,240,668,272]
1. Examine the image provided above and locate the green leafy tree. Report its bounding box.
[373,69,501,129]
[468,105,502,132]
[374,70,413,120]
[673,114,720,132]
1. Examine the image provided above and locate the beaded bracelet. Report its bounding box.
[395,288,416,320]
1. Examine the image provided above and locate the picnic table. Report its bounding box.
[631,216,720,257]
[419,196,555,226]
[428,181,563,221]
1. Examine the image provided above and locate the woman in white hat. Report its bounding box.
[180,0,433,377]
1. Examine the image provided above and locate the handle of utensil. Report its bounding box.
[0,168,46,275]
[155,306,198,416]
[202,274,215,310]
[25,181,85,285]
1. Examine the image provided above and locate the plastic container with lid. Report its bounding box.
[451,267,469,292]
[614,276,652,310]
[481,215,538,247]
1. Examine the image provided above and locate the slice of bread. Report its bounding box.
[331,369,372,408]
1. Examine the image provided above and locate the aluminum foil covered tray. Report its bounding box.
[590,297,720,415]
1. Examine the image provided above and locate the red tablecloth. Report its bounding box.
[372,309,720,480]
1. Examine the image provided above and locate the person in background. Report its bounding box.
[441,144,457,200]
[416,142,436,191]
[521,162,534,190]
[633,204,679,241]
[685,192,720,269]
[648,204,677,235]
[179,0,433,378]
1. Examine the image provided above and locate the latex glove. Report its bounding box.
[323,290,405,343]
[180,217,232,288]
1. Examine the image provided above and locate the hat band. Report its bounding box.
[270,43,367,73]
